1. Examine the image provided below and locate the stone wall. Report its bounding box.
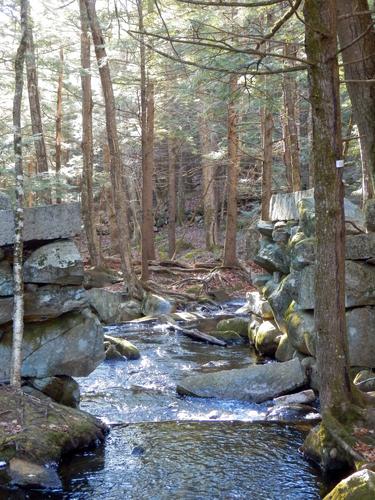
[0,198,104,405]
[244,190,375,388]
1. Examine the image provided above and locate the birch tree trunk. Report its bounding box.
[304,0,352,413]
[11,7,27,388]
[79,0,101,267]
[84,0,140,295]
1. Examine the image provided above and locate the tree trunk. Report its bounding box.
[167,137,177,258]
[337,0,375,201]
[283,43,301,192]
[55,46,64,204]
[223,74,240,267]
[21,0,49,177]
[261,106,273,220]
[84,0,139,295]
[139,0,155,280]
[11,7,27,388]
[304,0,352,414]
[199,102,218,251]
[79,0,101,268]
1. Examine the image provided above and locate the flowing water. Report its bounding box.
[35,301,329,498]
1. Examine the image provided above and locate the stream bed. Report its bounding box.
[48,302,328,498]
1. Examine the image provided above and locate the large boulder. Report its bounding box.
[346,233,375,261]
[270,189,314,221]
[29,376,80,408]
[0,203,81,246]
[297,198,316,237]
[142,293,174,316]
[0,261,13,296]
[268,272,300,332]
[176,358,307,403]
[285,306,316,356]
[23,240,84,285]
[255,321,282,357]
[347,307,375,368]
[295,262,375,309]
[254,243,290,274]
[216,317,249,338]
[269,189,365,230]
[88,288,142,324]
[324,469,375,499]
[0,385,106,488]
[237,291,273,320]
[289,235,315,271]
[0,191,12,210]
[0,286,88,325]
[275,333,295,362]
[365,199,375,232]
[0,309,104,380]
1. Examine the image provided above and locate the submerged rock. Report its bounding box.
[265,404,320,423]
[177,358,307,403]
[8,458,62,490]
[324,469,375,499]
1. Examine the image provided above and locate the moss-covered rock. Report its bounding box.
[302,423,352,472]
[275,333,295,362]
[254,321,282,357]
[216,318,249,338]
[211,330,244,345]
[104,335,140,360]
[324,469,375,499]
[0,386,106,467]
[353,370,375,393]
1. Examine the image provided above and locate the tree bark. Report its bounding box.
[11,6,27,388]
[55,46,64,204]
[84,0,139,295]
[167,137,177,258]
[79,0,101,268]
[304,0,352,414]
[21,0,49,177]
[223,74,240,267]
[283,43,301,192]
[139,0,155,280]
[261,106,273,220]
[337,0,375,202]
[199,101,218,251]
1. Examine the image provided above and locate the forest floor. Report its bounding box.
[78,224,261,302]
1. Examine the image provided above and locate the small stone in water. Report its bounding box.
[131,446,145,456]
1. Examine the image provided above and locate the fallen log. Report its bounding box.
[166,322,227,347]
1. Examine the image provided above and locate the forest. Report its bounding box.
[0,0,374,498]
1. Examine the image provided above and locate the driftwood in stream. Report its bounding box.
[166,323,227,347]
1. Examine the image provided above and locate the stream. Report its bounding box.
[41,301,329,498]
